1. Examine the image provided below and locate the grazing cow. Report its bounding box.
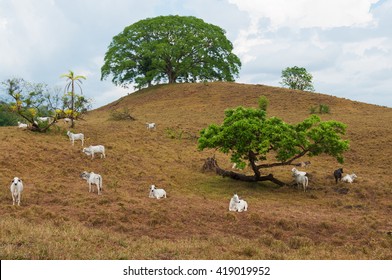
[334,168,344,184]
[10,177,24,206]
[149,185,166,199]
[342,173,357,183]
[80,171,103,195]
[229,194,248,212]
[67,131,85,146]
[82,145,106,159]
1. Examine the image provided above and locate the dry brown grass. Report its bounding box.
[1,82,392,259]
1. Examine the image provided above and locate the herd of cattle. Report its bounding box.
[10,121,357,212]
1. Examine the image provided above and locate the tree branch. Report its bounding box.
[202,157,286,186]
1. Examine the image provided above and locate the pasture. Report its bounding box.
[1,82,391,259]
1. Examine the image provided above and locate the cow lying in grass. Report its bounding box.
[149,185,166,199]
[229,194,248,212]
[342,173,357,183]
[146,122,156,130]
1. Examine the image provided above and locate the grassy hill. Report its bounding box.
[1,82,391,259]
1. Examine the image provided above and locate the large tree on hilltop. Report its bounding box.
[101,15,241,89]
[198,106,349,186]
[281,66,315,92]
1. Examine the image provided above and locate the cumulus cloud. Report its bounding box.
[228,0,378,29]
[228,0,392,106]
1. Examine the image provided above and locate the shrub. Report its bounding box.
[109,108,136,121]
[309,104,330,114]
[258,96,269,111]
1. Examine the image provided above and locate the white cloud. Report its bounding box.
[343,37,390,56]
[228,0,379,29]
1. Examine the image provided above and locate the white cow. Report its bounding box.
[342,173,357,183]
[37,116,52,123]
[17,121,28,129]
[80,171,103,195]
[294,173,309,192]
[229,194,248,212]
[67,131,84,146]
[10,177,24,206]
[149,184,166,199]
[146,122,156,130]
[82,145,106,159]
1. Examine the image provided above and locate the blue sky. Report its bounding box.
[1,0,391,108]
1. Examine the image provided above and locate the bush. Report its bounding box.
[109,108,136,121]
[309,104,330,114]
[258,96,269,111]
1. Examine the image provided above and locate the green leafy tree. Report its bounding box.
[101,15,241,89]
[1,78,58,132]
[60,70,86,128]
[281,66,315,91]
[198,106,349,186]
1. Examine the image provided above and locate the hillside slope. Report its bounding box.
[1,82,391,259]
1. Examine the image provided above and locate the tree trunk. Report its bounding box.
[202,157,286,186]
[71,81,75,128]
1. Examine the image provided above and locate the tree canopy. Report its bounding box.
[101,15,241,89]
[280,66,315,91]
[198,105,349,185]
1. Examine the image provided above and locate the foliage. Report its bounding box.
[280,66,315,92]
[198,106,349,183]
[0,103,19,126]
[258,96,269,111]
[310,104,330,114]
[101,15,241,89]
[1,78,59,132]
[61,92,92,118]
[60,71,87,128]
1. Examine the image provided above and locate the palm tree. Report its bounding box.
[60,70,86,128]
